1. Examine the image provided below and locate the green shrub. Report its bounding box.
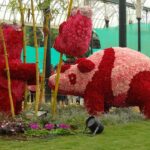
[25,129,50,137]
[19,104,146,131]
[100,108,145,125]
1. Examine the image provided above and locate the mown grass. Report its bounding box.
[0,120,150,150]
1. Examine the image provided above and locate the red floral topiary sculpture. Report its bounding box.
[0,24,36,114]
[53,6,92,57]
[49,47,150,119]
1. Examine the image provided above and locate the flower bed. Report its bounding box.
[0,105,145,138]
[26,122,72,137]
[0,120,72,137]
[0,120,25,135]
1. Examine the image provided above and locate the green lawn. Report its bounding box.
[0,120,150,150]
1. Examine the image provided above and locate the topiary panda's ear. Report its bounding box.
[75,58,87,64]
[60,64,71,73]
[77,59,95,73]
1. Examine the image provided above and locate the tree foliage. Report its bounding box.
[8,0,67,46]
[8,0,67,21]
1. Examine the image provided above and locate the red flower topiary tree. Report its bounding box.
[0,24,36,114]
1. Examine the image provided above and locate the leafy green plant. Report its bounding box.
[51,28,58,46]
[0,105,146,138]
[51,128,73,135]
[26,26,44,46]
[20,104,146,131]
[8,0,67,20]
[25,128,73,137]
[100,107,145,125]
[25,129,50,137]
[8,0,66,47]
[55,106,88,130]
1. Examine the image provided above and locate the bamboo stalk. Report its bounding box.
[18,0,26,63]
[18,0,28,110]
[0,24,15,118]
[30,0,40,116]
[39,12,50,104]
[67,0,73,19]
[51,0,73,117]
[51,53,63,116]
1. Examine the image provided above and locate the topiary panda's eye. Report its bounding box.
[68,73,76,85]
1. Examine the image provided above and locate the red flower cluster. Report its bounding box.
[54,10,92,57]
[84,48,115,115]
[126,71,150,118]
[0,24,23,59]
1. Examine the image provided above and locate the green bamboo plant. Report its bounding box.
[0,24,15,118]
[18,0,29,110]
[18,0,26,63]
[8,0,69,116]
[30,0,40,116]
[39,12,51,104]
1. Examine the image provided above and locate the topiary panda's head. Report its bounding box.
[48,58,95,96]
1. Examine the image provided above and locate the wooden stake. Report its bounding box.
[51,0,73,118]
[30,0,40,116]
[0,24,15,118]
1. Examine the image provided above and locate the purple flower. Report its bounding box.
[29,123,39,130]
[44,123,54,130]
[58,124,70,129]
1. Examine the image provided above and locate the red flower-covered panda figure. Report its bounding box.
[49,47,150,118]
[0,24,36,114]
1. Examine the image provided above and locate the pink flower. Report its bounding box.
[44,123,55,130]
[29,123,39,130]
[112,47,150,97]
[58,124,70,129]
